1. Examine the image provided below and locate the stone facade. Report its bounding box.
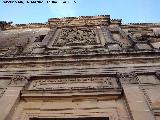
[0,15,160,120]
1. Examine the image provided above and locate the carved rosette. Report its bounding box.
[117,72,139,84]
[9,75,29,87]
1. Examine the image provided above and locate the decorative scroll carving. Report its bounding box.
[28,77,119,91]
[10,75,29,87]
[53,27,98,47]
[117,72,138,84]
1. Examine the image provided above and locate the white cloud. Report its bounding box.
[48,0,76,17]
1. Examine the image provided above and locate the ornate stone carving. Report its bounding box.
[53,27,98,47]
[10,75,29,87]
[117,72,138,84]
[45,26,110,55]
[28,77,119,91]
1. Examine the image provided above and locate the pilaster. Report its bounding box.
[0,76,29,120]
[117,72,155,120]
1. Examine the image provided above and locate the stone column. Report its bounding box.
[118,72,155,120]
[0,76,29,120]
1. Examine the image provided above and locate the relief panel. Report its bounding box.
[52,27,99,46]
[28,77,119,91]
[9,75,29,87]
[46,27,110,55]
[117,72,138,84]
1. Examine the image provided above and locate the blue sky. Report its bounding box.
[0,0,160,24]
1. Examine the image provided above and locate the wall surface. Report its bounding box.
[0,15,160,120]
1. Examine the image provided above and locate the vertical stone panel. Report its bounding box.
[123,84,155,120]
[0,87,22,120]
[118,72,155,120]
[0,76,29,120]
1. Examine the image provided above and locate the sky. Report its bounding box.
[0,0,160,24]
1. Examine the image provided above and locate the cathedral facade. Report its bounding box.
[0,15,160,120]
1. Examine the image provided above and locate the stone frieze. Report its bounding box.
[28,77,119,91]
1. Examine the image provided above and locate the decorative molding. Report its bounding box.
[9,75,29,87]
[48,15,110,27]
[28,77,119,91]
[117,72,139,84]
[46,27,110,55]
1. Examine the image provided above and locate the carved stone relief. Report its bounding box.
[45,26,113,55]
[28,77,119,91]
[52,27,99,47]
[117,72,138,84]
[9,75,29,87]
